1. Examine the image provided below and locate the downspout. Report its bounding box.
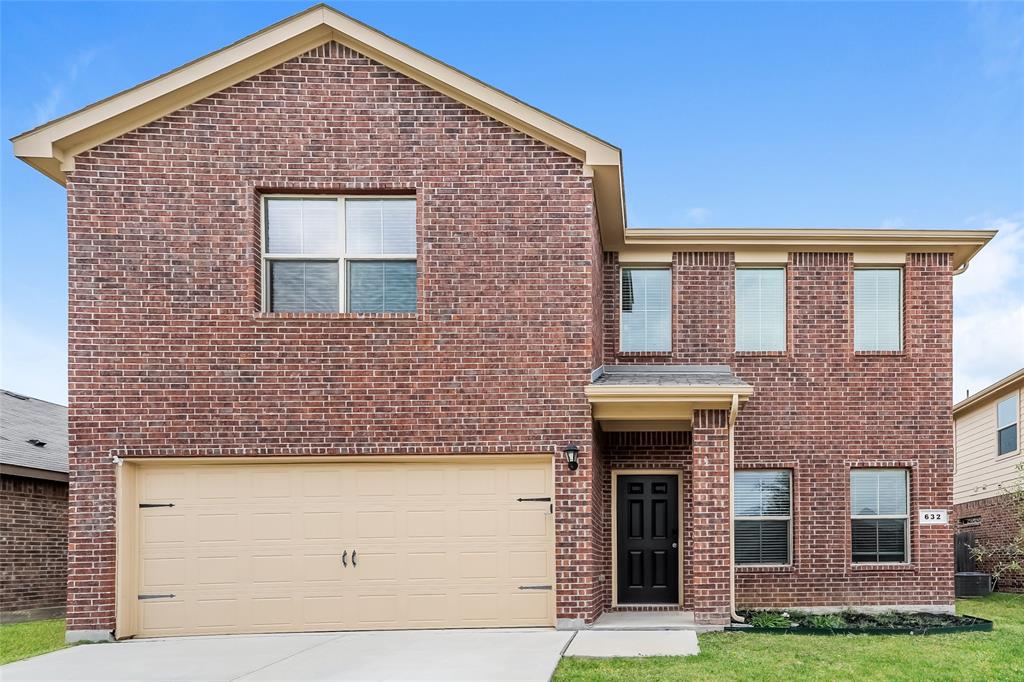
[729,392,745,623]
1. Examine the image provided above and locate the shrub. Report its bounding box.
[750,611,792,628]
[806,614,845,629]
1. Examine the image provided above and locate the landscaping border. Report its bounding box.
[726,617,993,635]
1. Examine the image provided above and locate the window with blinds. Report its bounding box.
[997,393,1019,456]
[854,269,902,351]
[851,469,909,563]
[263,197,416,313]
[735,268,786,352]
[620,268,671,352]
[734,470,791,565]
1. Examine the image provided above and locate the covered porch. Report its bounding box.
[586,365,753,625]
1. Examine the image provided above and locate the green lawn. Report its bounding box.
[555,594,1024,682]
[0,618,67,666]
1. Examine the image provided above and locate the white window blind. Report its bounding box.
[263,197,416,313]
[620,268,671,352]
[851,469,909,563]
[734,470,791,565]
[735,269,786,351]
[854,269,902,351]
[997,393,1019,456]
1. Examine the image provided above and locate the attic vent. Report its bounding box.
[27,439,47,447]
[4,391,30,400]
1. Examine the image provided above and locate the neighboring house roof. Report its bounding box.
[10,3,995,263]
[0,390,69,482]
[954,368,1024,417]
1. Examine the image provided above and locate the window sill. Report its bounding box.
[736,564,794,573]
[616,351,674,359]
[254,312,419,321]
[854,350,905,357]
[850,562,915,572]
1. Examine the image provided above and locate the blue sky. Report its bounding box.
[2,1,1022,405]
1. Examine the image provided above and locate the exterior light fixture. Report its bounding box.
[563,443,580,471]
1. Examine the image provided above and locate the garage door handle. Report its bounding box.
[342,550,348,567]
[352,550,357,567]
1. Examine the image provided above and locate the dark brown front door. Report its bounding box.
[616,474,679,604]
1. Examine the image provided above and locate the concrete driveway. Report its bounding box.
[1,628,574,682]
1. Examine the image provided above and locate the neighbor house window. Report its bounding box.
[997,393,1019,456]
[734,470,791,565]
[851,469,909,563]
[735,268,786,352]
[854,269,902,351]
[620,268,671,352]
[263,196,416,313]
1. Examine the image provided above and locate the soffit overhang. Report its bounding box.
[620,228,996,270]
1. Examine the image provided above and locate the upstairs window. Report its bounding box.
[734,470,792,565]
[735,268,786,352]
[620,268,671,352]
[851,469,909,564]
[997,393,1019,456]
[263,197,416,313]
[854,269,902,351]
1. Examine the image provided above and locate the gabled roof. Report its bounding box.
[0,390,68,480]
[954,368,1024,417]
[11,4,627,245]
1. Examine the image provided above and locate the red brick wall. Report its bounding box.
[66,42,599,632]
[954,494,1024,593]
[1,475,68,614]
[602,251,955,609]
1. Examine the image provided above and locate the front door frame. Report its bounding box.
[611,468,684,607]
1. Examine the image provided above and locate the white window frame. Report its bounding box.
[734,469,793,567]
[853,267,904,352]
[261,195,417,313]
[619,266,672,353]
[850,468,911,565]
[996,392,1020,456]
[734,267,787,352]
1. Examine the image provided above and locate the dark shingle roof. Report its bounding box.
[0,390,68,474]
[592,365,750,388]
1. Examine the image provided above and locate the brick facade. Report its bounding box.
[1,475,68,616]
[61,34,958,635]
[953,494,1024,593]
[601,251,955,611]
[66,42,599,633]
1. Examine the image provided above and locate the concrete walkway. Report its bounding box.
[0,629,574,682]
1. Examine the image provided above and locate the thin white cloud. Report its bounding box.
[953,215,1024,399]
[684,207,711,225]
[0,316,68,405]
[32,48,99,125]
[967,1,1024,79]
[880,217,906,229]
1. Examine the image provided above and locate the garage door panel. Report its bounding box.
[132,458,553,637]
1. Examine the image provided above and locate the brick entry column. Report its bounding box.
[691,409,732,625]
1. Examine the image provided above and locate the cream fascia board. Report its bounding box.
[954,369,1024,417]
[622,228,995,270]
[585,384,754,399]
[11,5,625,242]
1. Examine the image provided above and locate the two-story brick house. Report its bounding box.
[13,5,994,642]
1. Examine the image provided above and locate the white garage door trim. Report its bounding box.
[115,455,555,639]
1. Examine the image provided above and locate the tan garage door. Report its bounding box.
[126,458,554,637]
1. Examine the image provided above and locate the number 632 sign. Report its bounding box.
[919,509,948,525]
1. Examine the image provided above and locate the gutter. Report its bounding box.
[728,392,745,624]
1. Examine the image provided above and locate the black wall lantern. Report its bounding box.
[563,443,580,471]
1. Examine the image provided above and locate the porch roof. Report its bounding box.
[586,365,752,432]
